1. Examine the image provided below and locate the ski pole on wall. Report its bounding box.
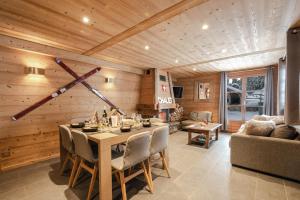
[55,58,125,115]
[11,67,101,121]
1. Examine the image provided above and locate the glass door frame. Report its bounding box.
[227,69,267,124]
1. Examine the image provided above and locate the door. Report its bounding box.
[226,73,266,132]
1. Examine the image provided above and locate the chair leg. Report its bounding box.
[119,171,127,200]
[87,164,98,200]
[114,172,120,184]
[159,152,171,178]
[72,159,83,187]
[141,161,153,193]
[68,156,80,187]
[147,158,154,191]
[60,153,70,175]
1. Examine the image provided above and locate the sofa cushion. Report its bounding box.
[252,115,284,125]
[270,125,298,140]
[189,111,212,122]
[245,119,276,136]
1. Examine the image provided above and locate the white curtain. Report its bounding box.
[219,72,227,131]
[265,67,274,115]
[277,57,286,115]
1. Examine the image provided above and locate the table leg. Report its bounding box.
[98,141,112,200]
[216,128,219,140]
[205,132,209,149]
[188,132,192,144]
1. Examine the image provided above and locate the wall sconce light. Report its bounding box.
[24,67,45,75]
[105,77,114,83]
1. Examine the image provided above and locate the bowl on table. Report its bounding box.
[70,122,85,128]
[82,127,98,132]
[120,126,131,132]
[142,122,151,127]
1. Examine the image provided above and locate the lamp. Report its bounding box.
[105,77,114,83]
[24,67,45,75]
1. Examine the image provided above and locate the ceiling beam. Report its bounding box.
[82,0,208,56]
[165,47,286,70]
[0,34,144,75]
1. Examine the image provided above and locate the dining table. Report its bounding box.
[59,122,169,200]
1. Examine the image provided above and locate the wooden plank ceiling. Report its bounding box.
[0,0,299,78]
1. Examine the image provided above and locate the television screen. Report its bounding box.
[173,86,183,98]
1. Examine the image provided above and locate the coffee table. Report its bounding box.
[185,123,222,148]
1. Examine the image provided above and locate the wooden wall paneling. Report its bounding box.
[0,35,144,75]
[176,73,221,122]
[0,46,141,171]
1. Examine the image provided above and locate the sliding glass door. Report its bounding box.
[227,74,266,123]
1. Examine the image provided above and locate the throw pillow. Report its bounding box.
[252,115,271,121]
[270,116,285,125]
[245,119,276,136]
[190,112,198,121]
[270,125,298,139]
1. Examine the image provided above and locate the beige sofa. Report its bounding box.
[230,133,300,181]
[181,111,212,128]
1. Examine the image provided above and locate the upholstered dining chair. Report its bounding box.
[111,131,153,200]
[59,125,79,187]
[71,130,98,200]
[148,126,170,189]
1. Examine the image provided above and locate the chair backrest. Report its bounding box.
[123,131,151,169]
[59,125,74,154]
[71,130,96,163]
[150,126,169,155]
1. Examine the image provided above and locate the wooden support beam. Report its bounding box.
[0,34,144,75]
[83,0,208,55]
[166,47,286,70]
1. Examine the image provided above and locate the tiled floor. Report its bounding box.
[1,132,300,200]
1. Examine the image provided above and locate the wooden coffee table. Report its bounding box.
[186,123,222,149]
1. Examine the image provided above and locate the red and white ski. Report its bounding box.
[12,67,101,121]
[55,58,125,115]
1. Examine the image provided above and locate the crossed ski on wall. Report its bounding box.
[12,58,124,121]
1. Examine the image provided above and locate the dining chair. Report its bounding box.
[59,125,80,187]
[148,126,170,189]
[71,130,98,200]
[112,131,153,200]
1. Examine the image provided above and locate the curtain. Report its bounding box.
[219,72,227,131]
[277,57,286,115]
[265,66,274,115]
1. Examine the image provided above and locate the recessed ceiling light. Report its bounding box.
[202,24,209,30]
[175,59,179,63]
[193,68,197,71]
[144,45,150,50]
[221,49,227,53]
[82,16,90,24]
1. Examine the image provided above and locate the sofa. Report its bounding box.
[230,121,300,181]
[181,111,212,128]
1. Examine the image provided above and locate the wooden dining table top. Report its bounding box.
[70,122,168,145]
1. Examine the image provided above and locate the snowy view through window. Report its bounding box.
[227,76,265,121]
